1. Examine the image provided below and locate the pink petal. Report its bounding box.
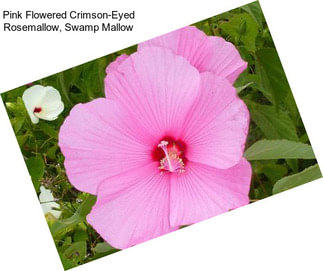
[105,54,129,74]
[58,98,155,194]
[181,73,249,169]
[87,163,177,249]
[138,26,247,83]
[104,46,200,139]
[170,159,251,227]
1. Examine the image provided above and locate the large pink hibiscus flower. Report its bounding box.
[59,28,251,249]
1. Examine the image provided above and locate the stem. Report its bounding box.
[39,137,54,150]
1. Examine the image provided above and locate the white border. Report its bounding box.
[1,0,322,270]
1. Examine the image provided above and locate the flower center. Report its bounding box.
[153,137,186,174]
[33,107,42,113]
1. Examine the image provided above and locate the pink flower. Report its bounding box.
[107,26,247,84]
[59,28,251,249]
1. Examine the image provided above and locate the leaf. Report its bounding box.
[262,164,288,182]
[256,48,290,107]
[25,156,45,192]
[77,57,107,99]
[245,139,316,160]
[47,145,58,160]
[273,164,322,194]
[15,97,28,117]
[16,134,29,146]
[61,65,83,91]
[5,102,17,113]
[59,252,77,270]
[11,116,25,133]
[63,241,87,263]
[51,194,96,236]
[93,242,115,254]
[73,229,88,242]
[60,236,72,252]
[241,1,264,29]
[284,90,300,124]
[38,122,58,139]
[247,102,298,141]
[220,13,259,51]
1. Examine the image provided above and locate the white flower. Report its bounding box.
[22,85,64,124]
[39,186,61,219]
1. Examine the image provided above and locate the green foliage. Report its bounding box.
[245,140,315,160]
[26,156,45,192]
[63,241,87,265]
[51,194,96,237]
[256,48,290,108]
[247,102,298,141]
[220,13,259,52]
[241,1,265,29]
[0,1,320,269]
[273,164,322,194]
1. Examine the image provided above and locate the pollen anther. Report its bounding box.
[158,140,185,173]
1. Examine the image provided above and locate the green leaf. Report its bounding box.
[255,48,290,107]
[38,122,58,139]
[93,242,115,254]
[59,236,73,252]
[284,90,300,124]
[63,241,87,263]
[16,134,29,146]
[247,102,298,141]
[77,57,107,99]
[245,139,315,160]
[51,194,96,236]
[273,164,322,194]
[262,164,288,182]
[241,1,264,29]
[59,252,77,270]
[220,13,259,51]
[5,102,17,113]
[61,66,83,91]
[15,97,28,117]
[47,145,58,160]
[25,156,45,192]
[11,116,25,133]
[73,229,88,242]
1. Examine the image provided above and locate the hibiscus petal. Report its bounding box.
[40,102,64,121]
[87,163,177,249]
[22,85,48,124]
[138,26,247,83]
[40,87,63,110]
[58,98,155,194]
[169,159,251,227]
[105,53,129,74]
[181,72,249,169]
[104,46,200,139]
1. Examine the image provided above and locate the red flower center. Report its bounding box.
[152,136,187,173]
[33,107,42,113]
